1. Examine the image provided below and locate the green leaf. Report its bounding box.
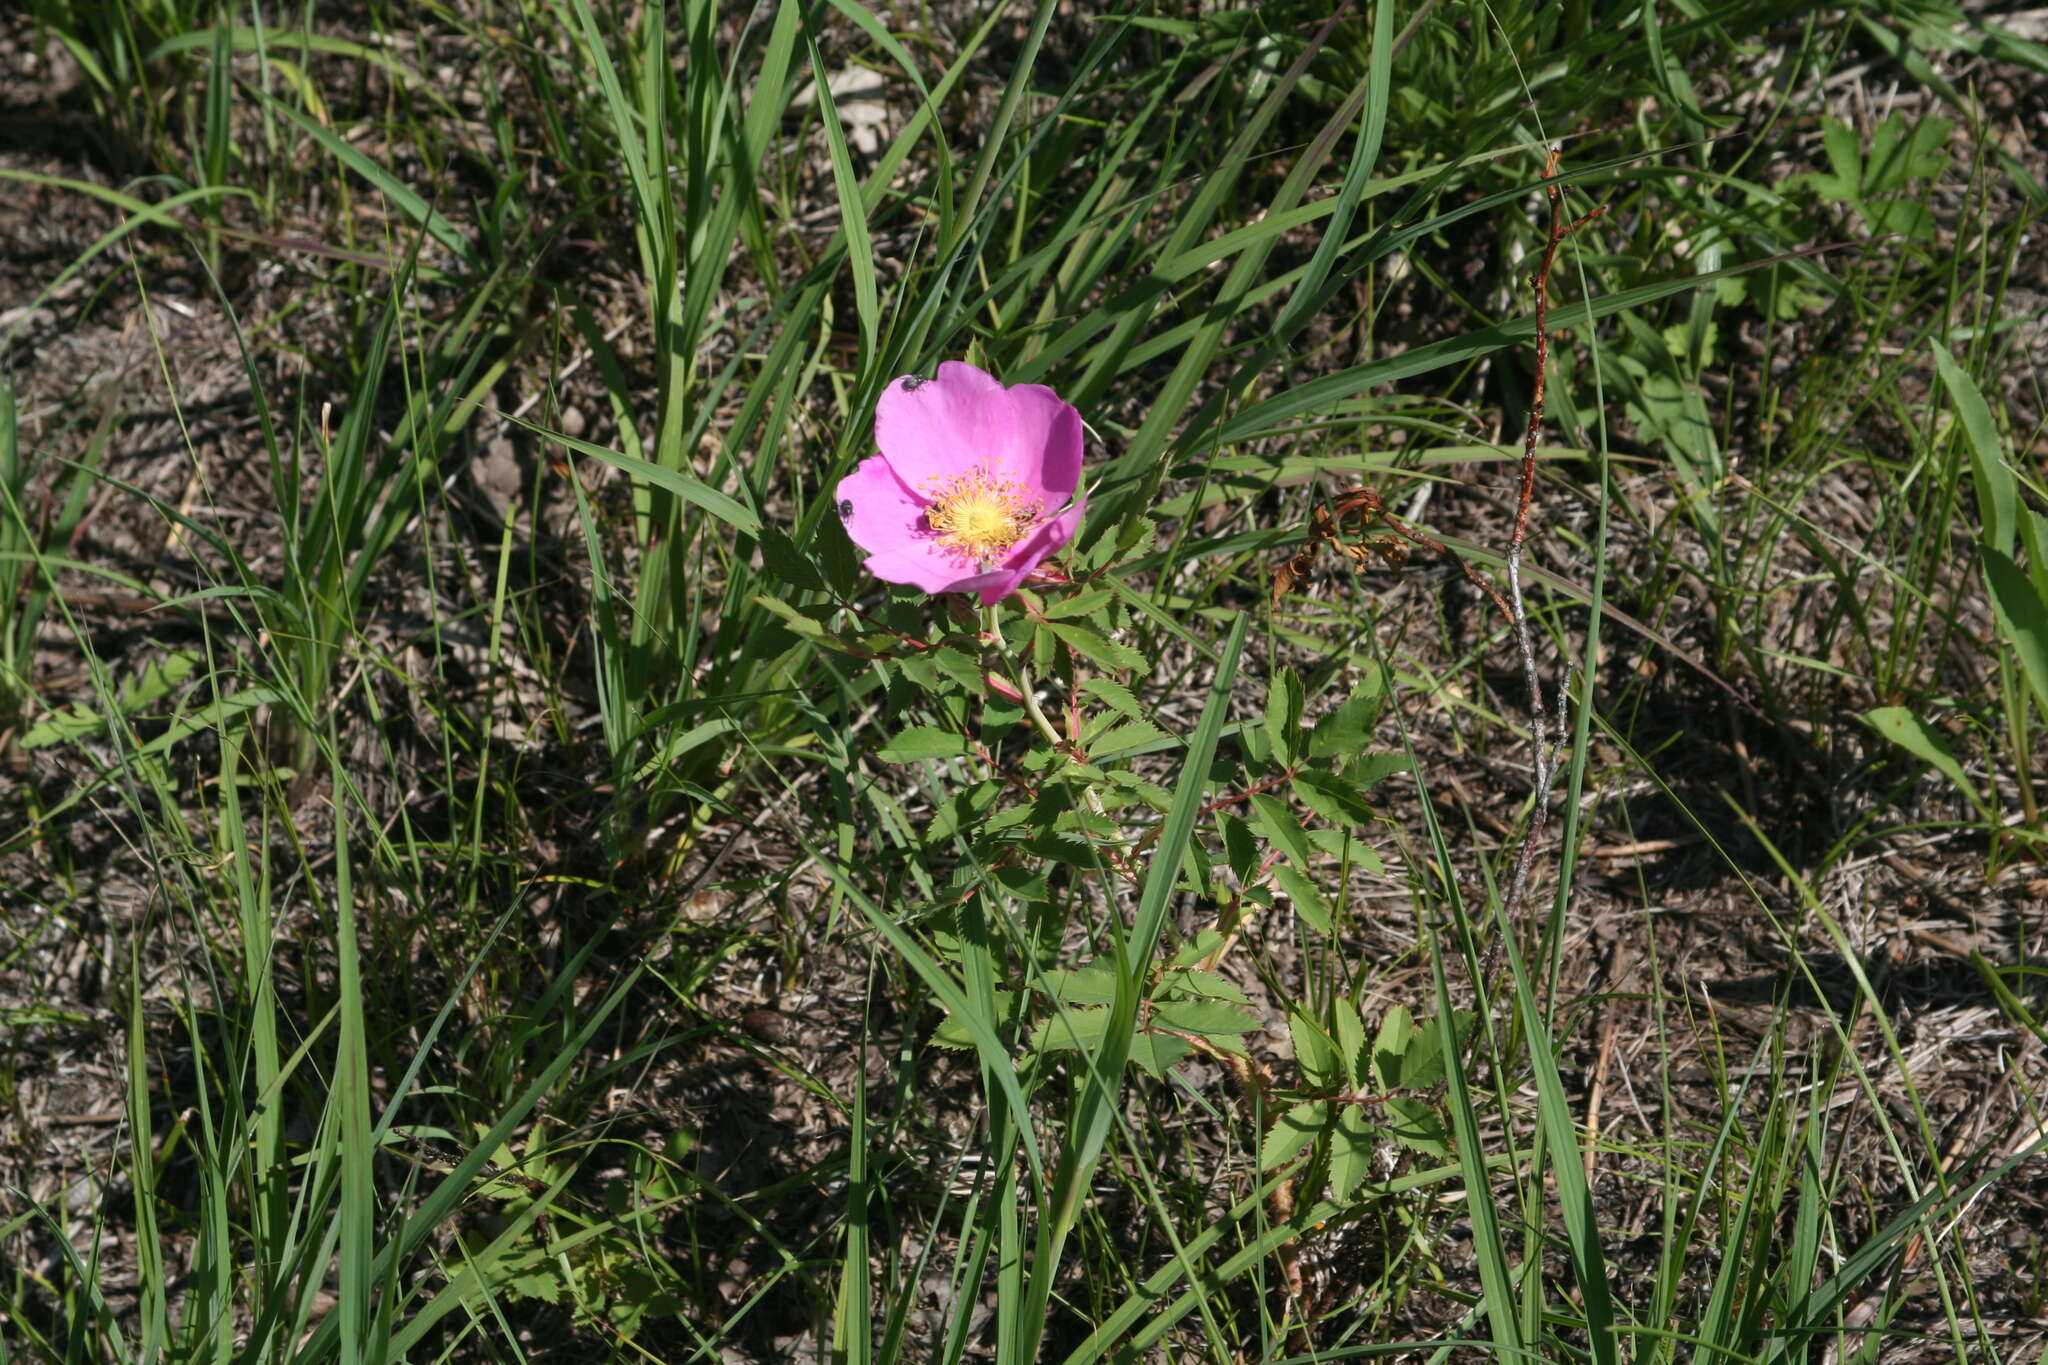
[21,703,104,750]
[1150,1000,1259,1036]
[1028,617,1246,1332]
[1383,1097,1449,1157]
[118,651,199,712]
[1345,751,1413,788]
[1048,622,1144,673]
[1261,1101,1326,1170]
[1371,1005,1418,1091]
[931,993,1011,1049]
[1398,1012,1459,1090]
[519,413,762,537]
[876,725,969,763]
[1263,667,1304,766]
[1086,720,1168,760]
[750,593,831,638]
[1291,770,1379,830]
[1308,668,1387,759]
[1033,1007,1111,1053]
[1040,964,1118,1005]
[1982,545,2048,726]
[930,644,983,693]
[1220,813,1258,883]
[1168,930,1227,968]
[1864,707,1986,814]
[1329,1102,1376,1199]
[1271,864,1332,935]
[1288,1008,1340,1090]
[755,524,824,591]
[1330,997,1368,1089]
[1248,793,1311,868]
[1043,589,1115,620]
[1815,117,1862,199]
[933,1019,978,1055]
[1934,342,2013,555]
[1079,676,1144,720]
[1129,1032,1192,1079]
[1160,968,1250,1004]
[262,94,477,269]
[802,26,878,362]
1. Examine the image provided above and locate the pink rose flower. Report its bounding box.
[836,361,1085,605]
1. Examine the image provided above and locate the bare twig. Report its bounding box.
[1498,147,1607,928]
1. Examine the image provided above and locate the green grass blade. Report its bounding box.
[261,94,476,269]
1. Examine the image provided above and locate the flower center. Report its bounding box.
[923,466,1038,564]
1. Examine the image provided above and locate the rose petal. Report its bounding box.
[998,382,1084,507]
[836,454,983,592]
[861,543,989,594]
[872,362,1011,494]
[835,453,929,560]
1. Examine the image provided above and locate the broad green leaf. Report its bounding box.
[876,725,969,763]
[118,651,199,711]
[750,593,831,637]
[21,704,103,750]
[1309,667,1388,759]
[1161,968,1250,1004]
[1982,545,2048,725]
[927,1015,977,1050]
[1129,1032,1192,1079]
[1264,666,1305,766]
[1934,342,2013,555]
[1042,588,1115,620]
[1079,676,1144,720]
[1150,1000,1259,1036]
[1291,770,1379,831]
[1034,1007,1111,1053]
[1371,1005,1418,1091]
[1271,864,1333,935]
[1220,812,1258,882]
[1261,1101,1326,1170]
[1288,1008,1341,1090]
[1330,997,1369,1089]
[931,990,1018,1049]
[1040,965,1118,1005]
[1346,751,1413,788]
[1384,1097,1449,1157]
[1330,1102,1376,1199]
[1248,792,1311,868]
[1087,720,1168,760]
[755,524,824,591]
[1048,622,1144,673]
[1863,707,1986,814]
[1394,1012,1457,1090]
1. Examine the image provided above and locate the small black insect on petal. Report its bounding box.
[838,498,854,518]
[900,374,926,391]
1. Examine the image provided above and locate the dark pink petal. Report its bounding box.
[999,383,1084,507]
[836,454,982,592]
[834,453,928,559]
[872,362,1011,494]
[861,543,988,594]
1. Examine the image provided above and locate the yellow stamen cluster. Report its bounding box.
[923,465,1038,564]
